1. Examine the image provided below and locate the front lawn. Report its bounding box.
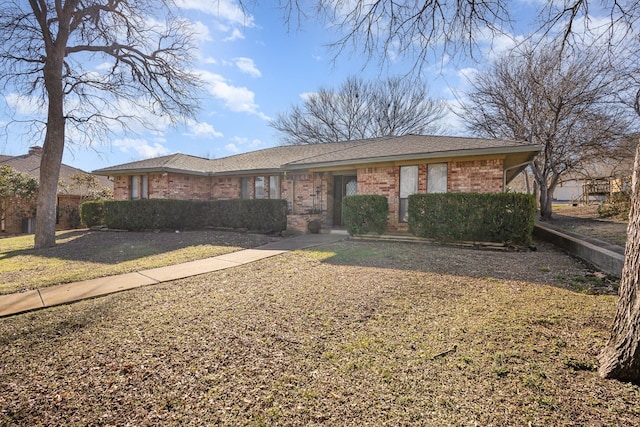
[0,240,636,426]
[0,229,279,294]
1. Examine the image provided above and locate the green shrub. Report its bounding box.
[80,200,106,227]
[598,192,631,220]
[342,195,388,235]
[103,199,287,232]
[408,193,535,247]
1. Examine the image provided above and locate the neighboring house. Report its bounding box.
[0,146,112,234]
[93,135,541,233]
[553,156,635,204]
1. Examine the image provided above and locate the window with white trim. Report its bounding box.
[427,163,447,193]
[254,176,265,199]
[130,175,148,200]
[131,175,139,199]
[399,165,418,222]
[269,176,279,199]
[141,175,148,199]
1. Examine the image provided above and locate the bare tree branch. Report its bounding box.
[271,75,446,145]
[0,0,202,247]
[460,42,633,219]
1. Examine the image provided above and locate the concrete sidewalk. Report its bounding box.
[0,231,348,318]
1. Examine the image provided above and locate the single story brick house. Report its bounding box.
[1,146,112,234]
[93,135,540,233]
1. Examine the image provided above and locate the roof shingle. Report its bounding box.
[93,135,540,176]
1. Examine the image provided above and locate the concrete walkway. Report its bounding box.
[0,232,348,318]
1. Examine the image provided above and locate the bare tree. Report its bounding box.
[461,43,632,220]
[0,0,201,248]
[283,0,640,383]
[271,75,446,145]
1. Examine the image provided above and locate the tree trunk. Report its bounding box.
[34,58,65,249]
[598,142,640,383]
[538,184,553,220]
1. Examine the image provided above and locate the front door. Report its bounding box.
[333,175,357,226]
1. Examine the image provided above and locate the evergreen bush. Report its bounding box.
[342,195,389,235]
[408,193,535,246]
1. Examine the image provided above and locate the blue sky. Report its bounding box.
[0,0,587,172]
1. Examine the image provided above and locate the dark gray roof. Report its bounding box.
[94,135,541,176]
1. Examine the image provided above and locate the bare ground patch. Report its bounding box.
[549,204,628,246]
[1,240,636,426]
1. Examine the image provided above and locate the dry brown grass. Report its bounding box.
[0,229,279,294]
[551,204,628,246]
[1,239,637,426]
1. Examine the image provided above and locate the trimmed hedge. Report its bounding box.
[80,200,106,227]
[408,193,536,246]
[343,195,389,236]
[97,199,287,232]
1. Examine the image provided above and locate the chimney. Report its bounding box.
[28,146,43,155]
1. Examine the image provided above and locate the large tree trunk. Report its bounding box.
[34,56,65,249]
[598,142,640,383]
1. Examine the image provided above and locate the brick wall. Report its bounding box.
[448,159,504,193]
[107,159,505,233]
[113,176,129,200]
[114,173,213,200]
[1,195,83,234]
[211,176,242,199]
[166,173,212,200]
[148,174,169,199]
[1,197,35,234]
[357,166,400,230]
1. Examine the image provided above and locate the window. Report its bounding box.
[254,176,265,199]
[130,175,148,200]
[345,177,357,196]
[131,175,139,199]
[241,177,250,199]
[399,165,418,222]
[141,175,148,199]
[427,163,447,193]
[269,176,279,199]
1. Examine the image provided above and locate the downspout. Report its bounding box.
[504,161,534,192]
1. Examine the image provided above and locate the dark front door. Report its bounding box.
[333,175,357,226]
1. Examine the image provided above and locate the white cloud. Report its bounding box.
[197,70,270,120]
[224,143,239,153]
[95,62,113,71]
[234,57,261,77]
[229,136,263,149]
[175,0,254,27]
[224,28,245,42]
[185,120,224,138]
[457,67,478,83]
[4,93,45,116]
[113,138,171,158]
[190,20,213,42]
